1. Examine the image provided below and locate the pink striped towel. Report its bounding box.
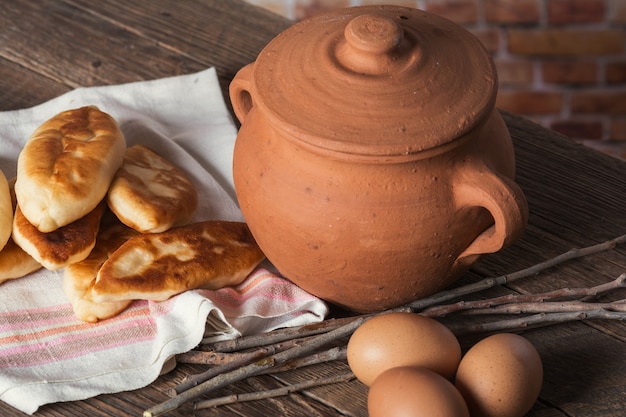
[0,69,328,415]
[0,267,327,414]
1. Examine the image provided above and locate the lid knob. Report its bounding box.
[345,14,403,54]
[337,14,409,75]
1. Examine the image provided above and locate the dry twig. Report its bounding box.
[179,334,320,366]
[143,316,368,417]
[422,273,626,317]
[174,343,347,395]
[455,300,626,315]
[263,346,347,374]
[193,371,355,410]
[201,316,356,351]
[449,310,626,336]
[144,234,626,416]
[172,350,267,396]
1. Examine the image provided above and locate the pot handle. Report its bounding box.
[229,63,255,124]
[454,165,528,262]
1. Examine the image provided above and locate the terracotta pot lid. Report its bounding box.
[251,6,497,159]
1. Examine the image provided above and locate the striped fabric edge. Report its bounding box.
[0,295,178,368]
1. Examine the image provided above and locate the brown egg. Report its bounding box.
[368,366,470,417]
[455,333,543,417]
[347,312,461,386]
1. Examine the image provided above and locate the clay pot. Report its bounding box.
[229,6,528,312]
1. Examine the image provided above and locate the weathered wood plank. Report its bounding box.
[526,323,626,417]
[64,0,292,76]
[62,0,293,111]
[0,0,206,87]
[505,112,626,244]
[0,58,70,111]
[0,0,291,113]
[272,361,368,417]
[0,1,624,416]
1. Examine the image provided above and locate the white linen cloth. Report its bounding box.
[0,68,328,415]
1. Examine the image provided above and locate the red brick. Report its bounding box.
[571,91,626,114]
[611,0,626,23]
[470,28,501,53]
[495,59,534,86]
[610,118,626,140]
[359,0,419,8]
[245,0,291,18]
[550,119,604,139]
[542,60,598,84]
[496,90,563,114]
[606,61,626,84]
[485,0,540,24]
[294,0,351,20]
[425,0,478,24]
[548,0,606,24]
[508,29,625,56]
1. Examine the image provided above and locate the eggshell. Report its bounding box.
[347,312,461,386]
[368,366,470,417]
[454,333,543,417]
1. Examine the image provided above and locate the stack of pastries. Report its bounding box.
[0,106,265,322]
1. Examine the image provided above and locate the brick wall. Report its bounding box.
[244,0,626,159]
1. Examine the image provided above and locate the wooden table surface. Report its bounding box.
[1,1,625,416]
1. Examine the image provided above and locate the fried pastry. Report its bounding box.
[0,170,11,251]
[92,221,265,302]
[12,199,107,270]
[0,238,42,284]
[107,145,198,233]
[0,177,41,282]
[64,212,139,322]
[15,106,126,232]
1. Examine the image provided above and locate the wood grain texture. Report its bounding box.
[0,58,70,110]
[0,1,624,416]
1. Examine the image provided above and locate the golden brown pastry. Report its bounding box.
[107,145,198,233]
[12,200,107,270]
[0,177,41,282]
[64,211,139,322]
[0,238,42,284]
[92,221,265,302]
[15,106,126,232]
[0,170,12,251]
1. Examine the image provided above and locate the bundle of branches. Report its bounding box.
[144,234,626,417]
